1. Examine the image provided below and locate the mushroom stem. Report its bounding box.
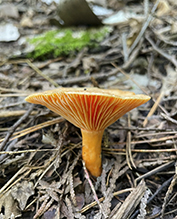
[81,129,104,177]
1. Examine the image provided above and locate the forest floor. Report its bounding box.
[0,0,177,218]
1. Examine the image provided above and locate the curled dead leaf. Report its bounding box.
[0,190,21,218]
[11,181,34,210]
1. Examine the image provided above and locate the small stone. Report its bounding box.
[0,23,20,42]
[20,16,33,28]
[0,4,19,19]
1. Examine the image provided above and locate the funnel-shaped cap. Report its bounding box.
[25,87,150,131]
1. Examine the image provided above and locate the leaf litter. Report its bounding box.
[0,0,177,218]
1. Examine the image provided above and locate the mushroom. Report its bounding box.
[25,87,150,177]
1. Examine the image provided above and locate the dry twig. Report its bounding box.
[0,104,34,151]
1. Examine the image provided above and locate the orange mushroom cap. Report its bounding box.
[25,87,150,177]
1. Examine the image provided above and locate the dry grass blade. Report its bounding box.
[82,160,106,217]
[113,134,177,146]
[161,173,177,218]
[143,91,164,127]
[104,147,177,154]
[161,113,177,125]
[33,180,60,218]
[0,110,38,118]
[0,93,30,97]
[128,0,160,56]
[80,188,133,213]
[0,117,65,144]
[56,68,120,85]
[0,104,34,151]
[146,36,177,68]
[112,180,146,219]
[33,196,52,219]
[26,59,59,87]
[132,177,173,218]
[135,161,175,185]
[0,166,31,198]
[126,113,136,170]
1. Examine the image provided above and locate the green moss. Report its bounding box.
[28,27,111,60]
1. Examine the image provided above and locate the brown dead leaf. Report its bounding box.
[156,0,170,16]
[127,24,142,47]
[20,16,33,28]
[82,57,99,72]
[75,194,85,210]
[11,181,34,210]
[42,206,58,219]
[0,190,21,218]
